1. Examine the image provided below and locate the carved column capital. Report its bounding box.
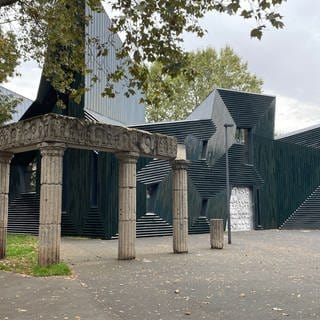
[171,159,189,171]
[116,151,139,163]
[0,151,14,164]
[39,142,66,157]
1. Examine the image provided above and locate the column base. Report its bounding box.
[173,219,188,254]
[118,220,136,260]
[38,224,61,266]
[0,227,7,259]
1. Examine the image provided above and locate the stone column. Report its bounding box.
[0,152,13,259]
[210,219,224,249]
[38,143,65,266]
[116,152,139,260]
[172,159,189,253]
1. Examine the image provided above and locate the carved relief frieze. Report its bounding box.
[0,114,177,159]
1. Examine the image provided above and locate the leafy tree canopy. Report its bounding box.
[145,47,263,122]
[0,0,284,104]
[0,93,20,124]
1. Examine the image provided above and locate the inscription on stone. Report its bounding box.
[230,187,253,231]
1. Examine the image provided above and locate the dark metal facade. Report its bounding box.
[134,89,276,230]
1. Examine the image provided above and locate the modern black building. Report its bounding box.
[7,84,320,237]
[6,6,320,237]
[134,88,274,234]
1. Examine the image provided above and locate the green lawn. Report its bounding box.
[0,234,71,277]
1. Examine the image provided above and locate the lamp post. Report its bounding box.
[224,123,234,244]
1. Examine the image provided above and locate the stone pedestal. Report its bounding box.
[172,159,189,253]
[0,152,13,259]
[116,152,139,260]
[38,143,65,266]
[210,219,224,249]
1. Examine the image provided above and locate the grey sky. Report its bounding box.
[3,0,320,134]
[183,0,320,133]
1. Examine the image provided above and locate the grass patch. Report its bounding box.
[0,234,71,277]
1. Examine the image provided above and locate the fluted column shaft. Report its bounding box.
[116,152,139,260]
[38,143,65,266]
[0,152,13,259]
[172,160,189,253]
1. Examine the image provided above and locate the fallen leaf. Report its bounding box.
[272,307,283,311]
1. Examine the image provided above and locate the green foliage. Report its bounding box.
[0,93,21,124]
[0,29,20,83]
[0,234,71,277]
[32,263,71,277]
[145,47,263,122]
[0,0,284,102]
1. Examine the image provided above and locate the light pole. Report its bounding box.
[224,123,234,244]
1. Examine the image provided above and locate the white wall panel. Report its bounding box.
[230,187,253,231]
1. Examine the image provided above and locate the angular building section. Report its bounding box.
[276,126,320,229]
[0,86,33,124]
[133,89,271,234]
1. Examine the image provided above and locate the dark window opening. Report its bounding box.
[26,158,37,192]
[235,128,252,163]
[62,156,67,212]
[146,183,159,213]
[90,151,99,207]
[201,140,208,159]
[235,128,247,144]
[200,198,208,217]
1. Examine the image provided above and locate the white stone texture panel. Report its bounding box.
[230,187,253,231]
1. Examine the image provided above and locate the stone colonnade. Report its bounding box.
[0,148,189,264]
[115,153,189,260]
[0,114,187,266]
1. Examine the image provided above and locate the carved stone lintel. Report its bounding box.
[0,114,177,159]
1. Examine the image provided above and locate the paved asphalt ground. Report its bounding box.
[1,230,320,320]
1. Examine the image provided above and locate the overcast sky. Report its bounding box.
[3,0,320,135]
